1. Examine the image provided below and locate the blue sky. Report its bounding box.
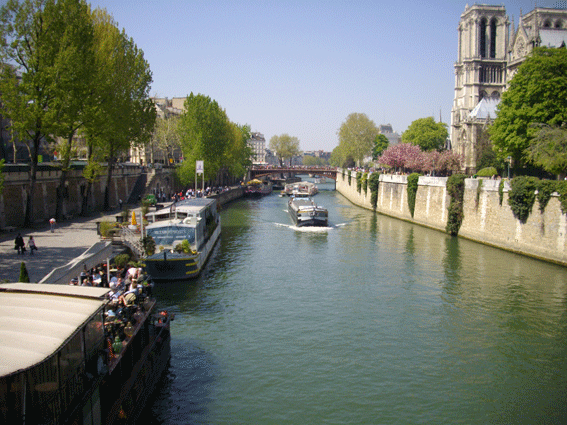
[87,0,551,151]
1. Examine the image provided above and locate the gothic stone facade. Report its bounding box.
[451,4,567,174]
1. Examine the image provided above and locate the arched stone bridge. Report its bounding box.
[250,167,339,180]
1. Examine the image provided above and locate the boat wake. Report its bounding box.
[274,222,335,232]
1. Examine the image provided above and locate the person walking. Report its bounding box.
[14,233,25,255]
[49,217,56,232]
[28,236,37,255]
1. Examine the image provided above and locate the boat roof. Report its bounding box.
[146,197,216,218]
[0,283,109,378]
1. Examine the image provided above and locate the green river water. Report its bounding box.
[149,180,567,424]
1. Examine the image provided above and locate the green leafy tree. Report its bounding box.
[527,124,567,178]
[177,93,232,186]
[150,114,181,165]
[337,113,378,166]
[329,144,346,167]
[222,122,252,184]
[48,0,95,221]
[372,134,389,160]
[0,0,95,225]
[83,8,156,210]
[402,117,448,151]
[303,155,326,166]
[490,47,567,166]
[269,134,300,166]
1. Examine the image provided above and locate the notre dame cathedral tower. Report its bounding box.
[450,4,567,174]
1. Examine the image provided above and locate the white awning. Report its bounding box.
[0,283,109,377]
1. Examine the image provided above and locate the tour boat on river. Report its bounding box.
[0,282,172,425]
[288,194,328,227]
[144,197,221,281]
[281,181,318,197]
[244,179,273,197]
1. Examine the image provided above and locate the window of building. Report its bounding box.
[490,18,497,58]
[480,17,488,57]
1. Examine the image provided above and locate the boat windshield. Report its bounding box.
[146,226,196,247]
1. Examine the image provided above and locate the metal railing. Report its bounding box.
[121,226,145,259]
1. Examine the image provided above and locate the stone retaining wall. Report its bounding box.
[336,170,567,265]
[0,168,145,229]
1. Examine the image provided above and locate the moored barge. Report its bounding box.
[0,283,172,424]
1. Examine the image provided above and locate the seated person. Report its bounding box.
[108,281,123,303]
[119,281,140,307]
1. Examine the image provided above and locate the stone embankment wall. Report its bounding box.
[336,170,567,265]
[211,186,244,206]
[0,167,173,229]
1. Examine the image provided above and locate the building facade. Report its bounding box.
[379,124,401,146]
[248,132,267,165]
[450,4,567,173]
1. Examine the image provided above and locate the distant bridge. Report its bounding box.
[250,167,339,180]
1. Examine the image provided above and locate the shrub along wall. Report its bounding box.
[336,170,567,266]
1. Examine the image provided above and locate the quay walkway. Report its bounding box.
[0,210,132,284]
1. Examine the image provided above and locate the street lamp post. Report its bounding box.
[507,156,511,179]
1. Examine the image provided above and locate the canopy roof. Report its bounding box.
[0,283,109,377]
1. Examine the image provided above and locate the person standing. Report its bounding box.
[14,233,25,255]
[49,217,56,232]
[28,236,37,255]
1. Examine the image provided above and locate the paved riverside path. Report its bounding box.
[0,213,122,284]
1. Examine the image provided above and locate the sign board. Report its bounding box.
[196,160,204,175]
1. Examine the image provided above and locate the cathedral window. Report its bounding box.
[556,20,564,29]
[543,19,552,28]
[479,17,488,58]
[490,18,497,58]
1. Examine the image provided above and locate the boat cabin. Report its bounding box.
[145,198,219,252]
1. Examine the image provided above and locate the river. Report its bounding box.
[148,178,567,424]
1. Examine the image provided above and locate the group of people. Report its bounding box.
[14,234,37,255]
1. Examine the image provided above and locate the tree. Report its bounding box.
[377,143,422,172]
[177,93,232,186]
[490,47,567,166]
[401,117,448,151]
[0,0,95,225]
[83,8,156,210]
[372,134,389,160]
[150,115,182,165]
[527,124,567,178]
[303,155,326,166]
[337,113,378,166]
[269,134,300,166]
[223,122,252,184]
[47,0,95,221]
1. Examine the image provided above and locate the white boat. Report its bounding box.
[144,197,221,281]
[281,181,318,197]
[288,194,328,227]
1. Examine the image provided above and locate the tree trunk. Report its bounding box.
[103,158,115,211]
[55,169,68,221]
[23,134,41,227]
